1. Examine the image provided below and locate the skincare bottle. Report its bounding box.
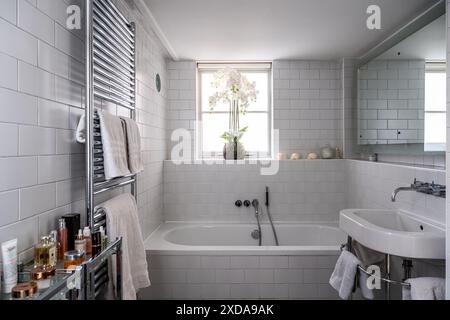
[61,214,80,251]
[92,232,102,257]
[83,227,92,255]
[34,236,56,269]
[1,239,18,294]
[49,231,58,267]
[57,219,68,260]
[74,229,86,254]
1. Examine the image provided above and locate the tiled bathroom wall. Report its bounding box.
[163,159,446,225]
[164,160,347,222]
[112,0,168,238]
[346,159,446,299]
[358,60,425,144]
[166,60,343,160]
[346,160,446,224]
[273,60,342,157]
[0,0,169,261]
[342,58,358,159]
[166,61,196,158]
[0,0,86,262]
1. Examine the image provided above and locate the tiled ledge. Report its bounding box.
[163,159,345,165]
[346,159,446,173]
[163,159,445,172]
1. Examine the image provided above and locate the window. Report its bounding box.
[197,63,272,159]
[424,62,446,151]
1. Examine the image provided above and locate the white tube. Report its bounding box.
[1,239,18,294]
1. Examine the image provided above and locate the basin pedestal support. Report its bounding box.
[346,236,412,301]
[385,254,391,300]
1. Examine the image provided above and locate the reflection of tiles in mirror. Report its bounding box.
[358,59,425,145]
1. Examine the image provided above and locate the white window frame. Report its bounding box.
[196,62,273,159]
[424,61,446,152]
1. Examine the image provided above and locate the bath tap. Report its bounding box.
[252,199,260,216]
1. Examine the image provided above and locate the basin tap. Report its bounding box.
[391,186,415,202]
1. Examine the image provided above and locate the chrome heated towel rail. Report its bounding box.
[85,0,137,300]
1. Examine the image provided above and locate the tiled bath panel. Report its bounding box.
[140,254,339,300]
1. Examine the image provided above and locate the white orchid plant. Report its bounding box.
[208,67,258,143]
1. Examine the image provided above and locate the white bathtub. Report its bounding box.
[142,223,346,300]
[145,222,346,255]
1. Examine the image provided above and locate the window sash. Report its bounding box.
[197,63,272,159]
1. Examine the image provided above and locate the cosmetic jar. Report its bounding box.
[11,282,38,299]
[31,266,56,290]
[64,250,85,269]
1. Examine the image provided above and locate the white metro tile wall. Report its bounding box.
[342,58,358,159]
[273,60,342,158]
[166,60,342,160]
[111,0,168,238]
[163,159,445,226]
[0,0,169,262]
[358,60,425,145]
[166,61,197,158]
[347,160,446,224]
[0,0,86,263]
[163,160,347,222]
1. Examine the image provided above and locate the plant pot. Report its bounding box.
[223,141,246,160]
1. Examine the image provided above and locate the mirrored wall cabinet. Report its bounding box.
[354,2,446,166]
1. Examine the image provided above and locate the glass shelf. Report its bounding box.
[1,238,122,301]
[1,262,82,301]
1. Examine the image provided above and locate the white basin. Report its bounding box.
[339,209,445,260]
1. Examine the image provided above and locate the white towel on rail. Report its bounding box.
[329,250,360,299]
[98,111,131,179]
[96,193,151,300]
[76,114,86,143]
[120,116,144,174]
[403,277,445,300]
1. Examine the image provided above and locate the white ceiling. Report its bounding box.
[377,14,445,60]
[142,0,440,61]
